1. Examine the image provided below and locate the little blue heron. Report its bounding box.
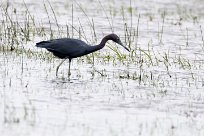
[36,33,129,77]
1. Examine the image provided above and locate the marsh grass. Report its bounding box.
[200,25,204,49]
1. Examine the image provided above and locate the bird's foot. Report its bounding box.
[68,72,71,76]
[56,67,60,77]
[56,72,59,77]
[67,72,71,81]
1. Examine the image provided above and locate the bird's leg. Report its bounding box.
[68,58,72,77]
[56,58,67,77]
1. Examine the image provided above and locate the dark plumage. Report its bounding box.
[36,33,129,77]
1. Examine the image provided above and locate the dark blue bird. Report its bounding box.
[36,33,129,77]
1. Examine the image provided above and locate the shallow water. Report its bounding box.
[1,0,204,136]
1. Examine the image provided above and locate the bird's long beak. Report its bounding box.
[118,41,130,52]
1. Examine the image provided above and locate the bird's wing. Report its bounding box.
[36,38,88,58]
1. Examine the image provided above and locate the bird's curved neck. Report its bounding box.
[97,36,109,50]
[88,36,109,53]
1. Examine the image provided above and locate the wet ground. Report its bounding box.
[1,0,204,136]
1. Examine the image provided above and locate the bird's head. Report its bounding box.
[109,34,130,52]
